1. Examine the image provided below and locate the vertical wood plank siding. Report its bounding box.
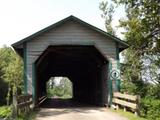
[26,21,117,94]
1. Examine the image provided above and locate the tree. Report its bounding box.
[47,77,72,98]
[0,46,23,105]
[100,1,160,118]
[103,0,160,95]
[99,0,115,35]
[60,77,72,97]
[0,64,8,105]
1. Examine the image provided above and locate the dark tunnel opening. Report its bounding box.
[34,45,109,107]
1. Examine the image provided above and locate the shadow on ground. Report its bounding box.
[37,98,106,117]
[35,98,127,120]
[40,98,96,108]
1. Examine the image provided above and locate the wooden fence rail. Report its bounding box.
[112,92,140,116]
[38,95,47,106]
[13,94,33,116]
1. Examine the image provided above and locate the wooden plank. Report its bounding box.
[17,101,33,108]
[38,96,47,105]
[39,96,47,101]
[17,95,32,102]
[17,94,32,100]
[113,92,137,101]
[17,95,32,104]
[113,98,137,109]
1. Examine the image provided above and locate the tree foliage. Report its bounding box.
[100,1,160,119]
[0,46,23,105]
[100,0,160,96]
[99,1,115,35]
[116,0,159,84]
[47,77,72,98]
[0,72,8,105]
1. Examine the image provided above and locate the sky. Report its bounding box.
[0,0,125,47]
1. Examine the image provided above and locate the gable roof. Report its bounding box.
[12,15,129,54]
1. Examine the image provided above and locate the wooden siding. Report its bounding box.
[26,20,118,94]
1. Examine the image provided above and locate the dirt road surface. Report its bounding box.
[35,98,128,120]
[35,107,128,120]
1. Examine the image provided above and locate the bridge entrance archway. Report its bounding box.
[34,45,109,107]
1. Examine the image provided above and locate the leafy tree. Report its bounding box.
[99,1,115,35]
[101,0,160,96]
[47,77,72,98]
[60,77,72,97]
[0,68,8,105]
[4,53,23,102]
[100,0,160,119]
[0,46,23,105]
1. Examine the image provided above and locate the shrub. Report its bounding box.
[0,79,8,105]
[140,98,160,120]
[0,106,12,118]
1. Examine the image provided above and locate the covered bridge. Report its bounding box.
[12,15,128,107]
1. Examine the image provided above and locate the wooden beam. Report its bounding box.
[113,92,138,101]
[113,98,137,109]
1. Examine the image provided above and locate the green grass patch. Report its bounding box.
[0,106,12,118]
[16,110,38,120]
[0,105,38,120]
[110,109,146,120]
[47,87,72,99]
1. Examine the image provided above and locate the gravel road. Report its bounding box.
[35,107,128,120]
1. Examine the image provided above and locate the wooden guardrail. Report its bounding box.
[38,95,47,105]
[112,92,140,116]
[13,94,33,116]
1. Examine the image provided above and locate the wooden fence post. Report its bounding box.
[14,94,33,116]
[12,94,18,118]
[113,92,140,116]
[135,95,140,116]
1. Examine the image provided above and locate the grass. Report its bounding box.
[0,105,38,120]
[110,109,147,120]
[0,106,12,118]
[16,110,38,120]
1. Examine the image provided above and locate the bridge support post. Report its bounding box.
[12,94,18,118]
[108,62,112,106]
[32,63,36,107]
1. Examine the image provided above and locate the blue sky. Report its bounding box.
[0,0,125,47]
